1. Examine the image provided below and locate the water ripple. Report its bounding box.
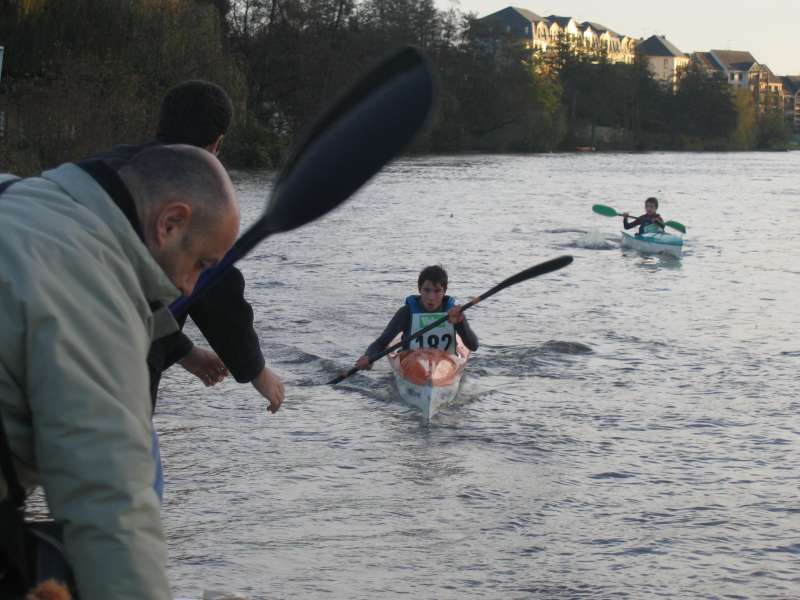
[162,153,800,600]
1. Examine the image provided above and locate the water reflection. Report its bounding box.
[626,250,684,270]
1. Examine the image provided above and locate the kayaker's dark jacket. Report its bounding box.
[624,213,664,235]
[364,295,479,359]
[145,267,264,404]
[84,143,266,408]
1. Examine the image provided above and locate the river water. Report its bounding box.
[158,152,800,599]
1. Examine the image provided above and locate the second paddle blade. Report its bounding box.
[592,204,619,217]
[259,46,436,240]
[171,47,436,317]
[664,220,686,234]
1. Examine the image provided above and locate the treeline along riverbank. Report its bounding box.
[0,0,794,175]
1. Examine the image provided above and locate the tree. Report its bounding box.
[0,0,243,173]
[730,88,757,149]
[672,63,737,145]
[756,108,792,149]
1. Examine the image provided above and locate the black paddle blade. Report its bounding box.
[171,46,436,317]
[276,46,430,189]
[251,46,436,243]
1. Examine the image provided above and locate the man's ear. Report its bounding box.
[208,134,224,156]
[155,203,192,247]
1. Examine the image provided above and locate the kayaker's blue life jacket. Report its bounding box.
[622,213,664,235]
[628,213,664,235]
[404,295,456,353]
[641,222,662,234]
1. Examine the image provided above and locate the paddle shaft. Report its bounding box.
[169,227,266,318]
[328,255,574,385]
[626,217,687,234]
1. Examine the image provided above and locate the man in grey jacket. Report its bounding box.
[0,145,239,599]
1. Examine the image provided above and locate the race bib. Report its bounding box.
[410,312,456,353]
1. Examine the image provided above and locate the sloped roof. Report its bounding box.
[711,50,758,72]
[692,51,723,71]
[782,76,800,94]
[638,35,684,57]
[511,7,542,22]
[580,21,622,38]
[480,6,542,23]
[479,8,630,39]
[759,65,782,84]
[546,15,574,28]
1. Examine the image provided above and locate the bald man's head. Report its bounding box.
[119,145,240,294]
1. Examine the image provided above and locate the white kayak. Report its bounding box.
[388,341,470,421]
[621,230,683,258]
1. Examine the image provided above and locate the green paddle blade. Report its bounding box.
[664,220,686,234]
[592,204,620,217]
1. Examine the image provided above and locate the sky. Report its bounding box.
[437,0,800,76]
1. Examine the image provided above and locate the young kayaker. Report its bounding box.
[623,196,665,234]
[354,265,479,370]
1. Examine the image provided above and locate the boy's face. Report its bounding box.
[645,201,657,215]
[419,280,446,311]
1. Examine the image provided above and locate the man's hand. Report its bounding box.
[447,305,465,325]
[252,366,285,414]
[179,347,228,386]
[354,355,373,370]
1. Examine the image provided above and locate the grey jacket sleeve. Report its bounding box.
[24,263,171,599]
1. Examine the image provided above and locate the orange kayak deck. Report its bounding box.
[390,348,468,387]
[388,341,471,421]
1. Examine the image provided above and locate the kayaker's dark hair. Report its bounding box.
[645,196,659,208]
[418,265,448,291]
[157,80,233,147]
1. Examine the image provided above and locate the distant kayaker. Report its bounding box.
[623,197,665,235]
[354,265,479,370]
